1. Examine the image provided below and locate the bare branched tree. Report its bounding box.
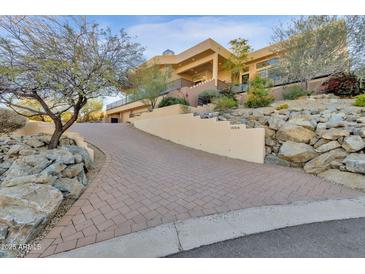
[0,16,144,148]
[272,16,349,91]
[345,15,365,78]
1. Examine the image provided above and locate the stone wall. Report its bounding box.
[199,95,365,190]
[0,133,93,257]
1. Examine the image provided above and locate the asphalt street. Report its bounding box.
[169,218,365,258]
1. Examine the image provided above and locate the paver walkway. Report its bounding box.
[28,123,363,257]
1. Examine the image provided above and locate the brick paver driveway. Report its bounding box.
[29,123,363,257]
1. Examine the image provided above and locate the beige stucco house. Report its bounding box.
[105,38,326,123]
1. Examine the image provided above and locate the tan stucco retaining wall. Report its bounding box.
[128,104,191,123]
[14,121,94,161]
[133,113,265,164]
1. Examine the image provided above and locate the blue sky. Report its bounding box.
[90,15,295,59]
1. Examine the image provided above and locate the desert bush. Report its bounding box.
[220,88,238,100]
[158,97,190,108]
[245,95,274,108]
[245,76,274,108]
[276,103,289,110]
[198,90,220,105]
[320,73,362,97]
[353,93,365,107]
[213,96,238,111]
[0,108,27,134]
[282,85,307,100]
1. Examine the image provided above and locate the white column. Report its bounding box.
[212,53,218,86]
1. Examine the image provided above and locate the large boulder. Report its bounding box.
[320,128,350,140]
[23,137,45,148]
[357,117,365,124]
[61,163,84,178]
[2,155,51,182]
[264,154,291,167]
[0,183,63,215]
[7,144,31,157]
[342,135,365,152]
[353,128,365,138]
[325,113,346,128]
[0,205,46,244]
[288,117,317,130]
[62,145,93,170]
[343,153,365,174]
[315,140,341,153]
[44,149,75,165]
[319,169,365,191]
[0,224,8,240]
[0,184,63,244]
[0,108,26,134]
[276,124,316,143]
[267,116,285,130]
[278,141,318,163]
[53,178,84,198]
[2,174,56,187]
[41,162,67,177]
[304,148,348,174]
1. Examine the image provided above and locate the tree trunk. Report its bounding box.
[46,97,86,149]
[304,79,309,91]
[48,120,63,149]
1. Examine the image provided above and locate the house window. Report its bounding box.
[258,67,283,86]
[256,57,283,86]
[256,58,279,69]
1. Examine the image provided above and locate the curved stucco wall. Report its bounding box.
[14,121,94,161]
[133,113,265,164]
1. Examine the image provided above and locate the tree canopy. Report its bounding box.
[0,16,144,148]
[224,38,252,84]
[345,16,365,77]
[129,64,171,110]
[272,16,349,90]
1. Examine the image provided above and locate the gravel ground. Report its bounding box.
[271,97,354,110]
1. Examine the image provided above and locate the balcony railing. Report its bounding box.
[106,78,195,110]
[161,78,194,95]
[106,94,136,110]
[230,83,249,93]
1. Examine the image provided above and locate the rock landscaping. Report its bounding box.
[196,94,365,190]
[0,133,92,257]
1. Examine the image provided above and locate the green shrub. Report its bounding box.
[213,96,238,111]
[244,76,274,108]
[282,85,307,100]
[220,88,237,100]
[198,89,220,105]
[353,93,365,107]
[158,97,189,108]
[276,103,289,110]
[245,94,274,108]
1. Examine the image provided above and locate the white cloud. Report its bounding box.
[126,16,276,58]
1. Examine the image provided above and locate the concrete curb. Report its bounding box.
[53,197,365,258]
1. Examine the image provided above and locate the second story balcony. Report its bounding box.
[106,78,195,110]
[106,94,136,110]
[161,78,194,95]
